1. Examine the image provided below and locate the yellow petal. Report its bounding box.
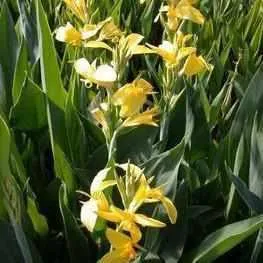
[122,107,159,127]
[97,210,121,223]
[180,53,212,77]
[93,191,110,211]
[84,41,113,52]
[134,79,153,93]
[134,214,166,228]
[177,47,196,62]
[168,16,180,31]
[126,223,142,243]
[161,197,177,224]
[64,0,88,22]
[175,5,205,24]
[125,33,144,51]
[100,249,128,263]
[147,41,178,65]
[100,20,123,41]
[113,79,152,118]
[132,45,156,55]
[81,24,99,40]
[128,178,148,212]
[106,228,131,248]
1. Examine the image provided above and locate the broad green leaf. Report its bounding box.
[229,64,263,160]
[229,173,263,214]
[143,139,185,196]
[10,78,47,130]
[36,0,75,191]
[110,0,124,25]
[140,0,155,38]
[65,84,88,168]
[12,38,28,104]
[249,115,263,199]
[0,114,11,174]
[0,2,18,110]
[189,215,263,263]
[226,134,245,219]
[0,114,10,218]
[17,0,39,63]
[117,126,158,164]
[36,0,66,110]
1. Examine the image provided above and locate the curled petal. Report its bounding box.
[125,33,144,52]
[80,199,98,232]
[134,213,166,228]
[90,167,116,194]
[161,197,178,224]
[175,5,205,24]
[97,210,121,223]
[122,107,159,127]
[132,45,156,55]
[126,223,142,243]
[84,41,113,52]
[106,228,132,248]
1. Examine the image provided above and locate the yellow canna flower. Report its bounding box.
[80,192,109,232]
[147,32,196,67]
[55,22,82,46]
[129,176,177,224]
[74,58,117,88]
[180,52,213,77]
[100,228,137,263]
[113,79,153,118]
[98,205,166,242]
[119,33,154,60]
[162,0,205,31]
[99,20,123,42]
[64,0,88,23]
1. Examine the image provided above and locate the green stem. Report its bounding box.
[107,129,118,164]
[159,110,170,143]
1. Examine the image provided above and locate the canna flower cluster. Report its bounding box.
[54,1,212,262]
[161,0,205,31]
[80,163,177,262]
[56,1,159,138]
[56,0,122,46]
[148,30,212,76]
